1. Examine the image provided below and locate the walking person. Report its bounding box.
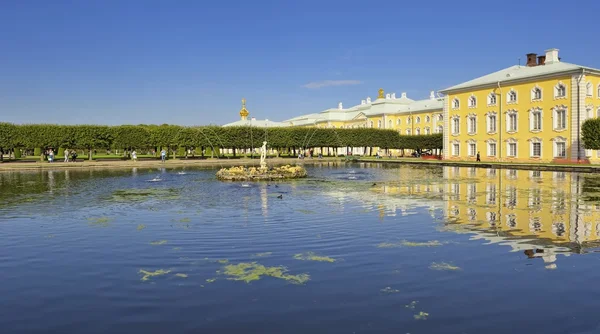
[476,151,481,162]
[64,149,69,162]
[48,149,54,163]
[161,149,166,162]
[132,150,138,162]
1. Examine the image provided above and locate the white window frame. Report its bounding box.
[370,121,374,128]
[397,119,401,125]
[416,128,421,135]
[506,110,518,132]
[586,81,593,96]
[424,127,430,135]
[452,98,460,109]
[486,112,497,133]
[507,89,518,104]
[377,120,382,128]
[452,116,460,135]
[468,95,477,108]
[388,120,392,128]
[487,92,497,106]
[506,138,517,158]
[467,114,477,134]
[531,86,542,101]
[406,129,411,135]
[438,114,443,122]
[553,106,567,131]
[597,84,600,99]
[530,137,542,158]
[426,115,430,123]
[437,125,443,134]
[552,136,567,158]
[452,141,460,156]
[416,116,421,124]
[529,107,542,132]
[487,140,497,157]
[554,82,567,99]
[467,140,477,157]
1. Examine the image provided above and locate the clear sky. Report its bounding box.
[1,0,599,126]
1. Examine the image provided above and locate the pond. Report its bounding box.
[1,163,600,334]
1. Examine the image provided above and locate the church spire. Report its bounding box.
[239,98,249,120]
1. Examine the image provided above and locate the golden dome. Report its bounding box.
[239,98,249,120]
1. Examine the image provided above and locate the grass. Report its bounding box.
[139,269,171,281]
[221,262,310,285]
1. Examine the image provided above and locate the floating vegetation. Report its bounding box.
[377,240,443,248]
[150,240,168,245]
[414,311,429,320]
[172,247,182,251]
[88,217,112,227]
[429,262,461,271]
[45,234,55,238]
[111,188,180,202]
[296,209,316,214]
[136,224,146,231]
[405,301,419,309]
[217,259,229,264]
[252,252,273,258]
[139,269,171,281]
[221,262,310,285]
[293,252,335,263]
[174,273,188,278]
[206,278,217,283]
[178,217,191,223]
[380,287,400,294]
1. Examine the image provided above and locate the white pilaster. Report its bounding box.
[570,73,586,160]
[443,96,449,159]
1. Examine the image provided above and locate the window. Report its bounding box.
[468,96,477,107]
[370,121,374,128]
[416,116,421,124]
[437,125,443,134]
[587,82,593,96]
[531,140,542,157]
[487,114,497,133]
[426,115,430,123]
[452,117,460,134]
[397,119,401,125]
[468,116,477,134]
[555,83,566,98]
[438,114,443,121]
[508,90,517,103]
[452,98,460,109]
[508,143,517,157]
[488,142,496,157]
[486,184,497,205]
[416,128,421,135]
[507,112,517,132]
[598,84,600,98]
[555,142,566,158]
[468,143,476,156]
[388,120,392,128]
[377,120,382,128]
[407,117,411,124]
[532,87,542,100]
[555,108,566,130]
[406,129,411,135]
[425,127,430,135]
[488,93,497,105]
[531,109,542,131]
[452,143,460,156]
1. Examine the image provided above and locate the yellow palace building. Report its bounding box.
[440,48,600,163]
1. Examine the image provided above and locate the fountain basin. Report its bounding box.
[216,165,307,181]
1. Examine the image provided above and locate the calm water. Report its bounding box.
[2,163,600,334]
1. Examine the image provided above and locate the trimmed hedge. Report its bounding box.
[0,123,443,156]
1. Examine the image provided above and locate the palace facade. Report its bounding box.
[224,48,600,163]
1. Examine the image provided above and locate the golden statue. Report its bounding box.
[239,98,249,120]
[378,88,384,99]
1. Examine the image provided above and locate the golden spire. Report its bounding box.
[378,88,384,99]
[239,98,249,120]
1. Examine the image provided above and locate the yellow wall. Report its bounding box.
[447,76,575,162]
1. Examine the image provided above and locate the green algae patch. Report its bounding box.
[380,287,400,294]
[252,252,273,258]
[88,217,112,227]
[111,188,180,202]
[139,269,171,281]
[296,209,316,214]
[217,259,229,264]
[222,262,310,285]
[174,273,188,278]
[150,240,168,245]
[179,217,191,223]
[414,311,429,320]
[377,240,443,248]
[429,262,461,271]
[136,224,146,231]
[293,252,335,263]
[405,301,419,309]
[172,247,182,251]
[206,278,217,283]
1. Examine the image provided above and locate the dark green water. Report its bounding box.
[2,163,600,334]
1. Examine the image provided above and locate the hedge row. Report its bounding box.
[0,123,442,159]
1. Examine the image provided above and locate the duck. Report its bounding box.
[277,194,283,199]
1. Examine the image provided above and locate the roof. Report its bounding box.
[223,119,287,128]
[441,62,600,93]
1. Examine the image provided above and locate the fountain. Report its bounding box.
[216,141,307,181]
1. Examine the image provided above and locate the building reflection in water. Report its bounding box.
[331,165,600,269]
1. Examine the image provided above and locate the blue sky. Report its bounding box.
[1,0,599,125]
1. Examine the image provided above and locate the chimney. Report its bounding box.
[545,48,560,64]
[391,93,396,99]
[366,97,371,103]
[361,99,366,105]
[338,102,343,109]
[401,92,407,98]
[526,53,537,67]
[430,91,435,100]
[385,93,391,99]
[537,55,546,65]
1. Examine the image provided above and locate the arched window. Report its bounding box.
[397,119,401,125]
[416,128,421,135]
[555,83,566,98]
[587,82,593,96]
[452,98,460,109]
[507,90,517,103]
[406,129,411,135]
[468,96,477,107]
[370,121,374,128]
[488,93,497,105]
[416,116,421,124]
[426,115,430,123]
[388,120,392,128]
[597,84,600,98]
[438,125,443,133]
[425,127,430,135]
[377,120,382,128]
[532,87,542,100]
[438,114,443,121]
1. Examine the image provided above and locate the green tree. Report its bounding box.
[582,118,600,150]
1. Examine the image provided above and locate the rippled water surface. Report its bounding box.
[2,163,600,334]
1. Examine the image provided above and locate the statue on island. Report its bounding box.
[260,141,268,171]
